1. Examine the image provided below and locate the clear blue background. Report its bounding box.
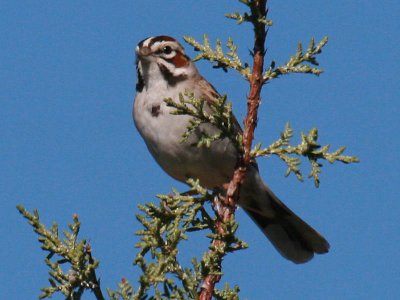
[1,1,399,299]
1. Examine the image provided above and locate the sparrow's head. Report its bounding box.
[136,36,189,66]
[135,36,198,92]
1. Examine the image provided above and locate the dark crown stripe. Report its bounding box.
[148,35,177,47]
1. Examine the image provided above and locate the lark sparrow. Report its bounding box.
[133,35,329,263]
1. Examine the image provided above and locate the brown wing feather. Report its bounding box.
[197,77,243,135]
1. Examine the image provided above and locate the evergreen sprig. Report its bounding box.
[225,0,272,26]
[214,283,240,300]
[132,180,211,299]
[131,179,246,299]
[164,91,242,151]
[183,35,251,80]
[16,205,104,300]
[183,36,327,84]
[251,123,360,187]
[264,37,329,82]
[225,11,272,26]
[107,278,134,300]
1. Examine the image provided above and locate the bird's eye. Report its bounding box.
[162,46,173,55]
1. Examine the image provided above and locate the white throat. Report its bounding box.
[138,60,168,91]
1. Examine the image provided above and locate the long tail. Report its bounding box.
[243,185,330,263]
[240,169,330,264]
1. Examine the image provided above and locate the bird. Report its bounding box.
[132,35,329,264]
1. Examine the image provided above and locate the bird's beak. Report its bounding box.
[136,46,151,57]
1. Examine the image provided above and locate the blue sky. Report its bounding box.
[1,1,399,299]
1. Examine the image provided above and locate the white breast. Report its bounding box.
[133,88,237,188]
[133,59,237,188]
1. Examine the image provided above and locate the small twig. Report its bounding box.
[86,244,106,300]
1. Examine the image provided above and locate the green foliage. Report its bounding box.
[225,11,272,26]
[107,278,133,300]
[185,34,329,83]
[251,123,359,187]
[164,91,358,189]
[183,35,251,80]
[164,91,242,151]
[16,205,104,300]
[225,0,272,26]
[133,183,209,299]
[214,283,240,300]
[182,11,356,191]
[263,37,329,81]
[130,179,247,299]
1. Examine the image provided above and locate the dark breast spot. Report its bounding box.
[151,104,161,117]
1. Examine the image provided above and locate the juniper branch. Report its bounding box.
[164,91,242,151]
[251,123,360,187]
[183,35,251,80]
[225,11,272,26]
[263,36,329,82]
[107,278,133,300]
[130,179,247,300]
[16,205,105,300]
[132,181,214,299]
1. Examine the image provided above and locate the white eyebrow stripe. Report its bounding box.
[150,41,162,49]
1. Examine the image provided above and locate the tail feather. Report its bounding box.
[238,164,329,264]
[241,172,330,264]
[245,204,329,264]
